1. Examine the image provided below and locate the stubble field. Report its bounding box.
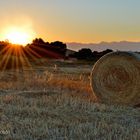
[0,60,139,140]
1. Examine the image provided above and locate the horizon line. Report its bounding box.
[66,40,140,44]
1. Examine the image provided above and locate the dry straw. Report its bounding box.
[91,51,140,106]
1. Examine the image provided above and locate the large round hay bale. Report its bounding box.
[91,51,140,106]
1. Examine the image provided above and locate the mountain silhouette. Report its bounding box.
[67,41,140,52]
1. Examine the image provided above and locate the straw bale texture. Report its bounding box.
[91,51,140,106]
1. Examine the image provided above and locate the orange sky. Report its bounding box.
[0,0,140,43]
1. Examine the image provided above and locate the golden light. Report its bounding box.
[2,26,35,45]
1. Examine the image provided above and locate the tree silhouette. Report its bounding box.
[75,48,93,60]
[32,38,45,45]
[51,41,67,55]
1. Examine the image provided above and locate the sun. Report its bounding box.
[2,26,35,45]
[6,30,29,45]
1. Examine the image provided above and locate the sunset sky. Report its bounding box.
[0,0,140,43]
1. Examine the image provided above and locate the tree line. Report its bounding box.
[0,38,67,59]
[0,38,113,60]
[69,48,113,60]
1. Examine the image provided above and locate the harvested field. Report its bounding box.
[0,60,140,140]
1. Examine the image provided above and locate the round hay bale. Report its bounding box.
[91,51,140,106]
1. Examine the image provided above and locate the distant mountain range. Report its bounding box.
[67,41,140,52]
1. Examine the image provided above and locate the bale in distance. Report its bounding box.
[91,51,140,106]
